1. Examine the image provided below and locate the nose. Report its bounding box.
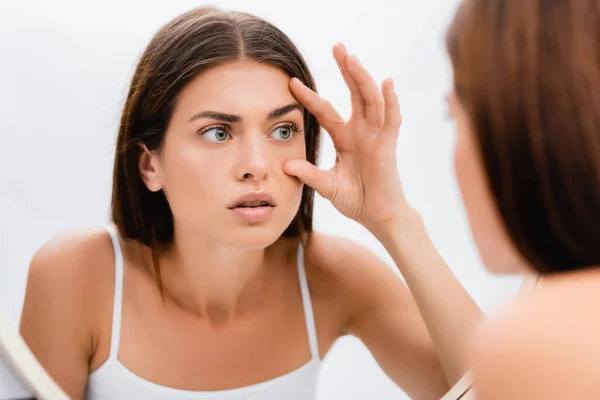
[235,136,270,182]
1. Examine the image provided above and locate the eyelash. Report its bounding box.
[277,122,302,136]
[197,124,230,137]
[196,123,302,138]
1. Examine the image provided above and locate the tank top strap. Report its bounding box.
[296,241,320,361]
[102,224,125,360]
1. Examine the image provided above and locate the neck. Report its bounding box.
[155,232,275,323]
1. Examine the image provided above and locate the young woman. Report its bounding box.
[19,7,480,400]
[286,0,600,398]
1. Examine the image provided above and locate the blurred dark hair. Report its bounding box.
[447,0,600,273]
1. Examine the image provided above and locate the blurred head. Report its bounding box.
[111,7,320,251]
[446,0,600,274]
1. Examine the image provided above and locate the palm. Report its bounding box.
[284,44,408,232]
[328,152,366,221]
[326,122,403,228]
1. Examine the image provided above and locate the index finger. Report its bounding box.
[289,78,345,137]
[333,44,365,119]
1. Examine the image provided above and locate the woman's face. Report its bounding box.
[141,61,306,249]
[448,90,532,274]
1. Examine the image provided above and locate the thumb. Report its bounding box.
[283,159,334,200]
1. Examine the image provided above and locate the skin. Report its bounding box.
[136,61,307,317]
[20,54,466,400]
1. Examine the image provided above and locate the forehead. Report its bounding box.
[174,61,297,118]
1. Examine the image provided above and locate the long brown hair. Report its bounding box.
[111,8,320,282]
[447,0,600,273]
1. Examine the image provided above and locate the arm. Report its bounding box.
[373,215,482,385]
[19,234,100,400]
[285,43,482,387]
[312,234,449,399]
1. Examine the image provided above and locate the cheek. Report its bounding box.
[165,144,215,186]
[454,129,529,274]
[270,138,305,218]
[277,139,305,196]
[160,138,222,216]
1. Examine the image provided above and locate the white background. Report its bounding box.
[0,0,523,399]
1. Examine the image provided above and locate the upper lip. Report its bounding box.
[227,191,276,209]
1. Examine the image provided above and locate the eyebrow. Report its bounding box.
[188,103,303,124]
[267,104,303,120]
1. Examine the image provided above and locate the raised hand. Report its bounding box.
[284,44,416,234]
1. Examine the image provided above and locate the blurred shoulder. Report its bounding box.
[470,270,600,399]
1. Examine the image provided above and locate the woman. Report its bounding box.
[287,0,600,398]
[19,7,480,400]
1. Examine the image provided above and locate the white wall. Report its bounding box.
[0,0,523,399]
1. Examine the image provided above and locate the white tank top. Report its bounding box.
[86,224,321,400]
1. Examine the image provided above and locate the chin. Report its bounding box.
[228,223,288,249]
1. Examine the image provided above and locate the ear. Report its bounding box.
[138,143,163,192]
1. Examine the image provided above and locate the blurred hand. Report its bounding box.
[284,43,417,235]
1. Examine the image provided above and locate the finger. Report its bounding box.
[289,78,345,137]
[332,43,365,119]
[283,159,334,200]
[382,78,402,134]
[346,55,385,129]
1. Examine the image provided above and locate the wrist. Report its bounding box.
[367,208,426,243]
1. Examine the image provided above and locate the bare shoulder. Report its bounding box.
[304,231,401,292]
[304,231,407,326]
[470,271,600,399]
[26,225,117,297]
[21,225,118,339]
[304,230,377,272]
[19,225,121,397]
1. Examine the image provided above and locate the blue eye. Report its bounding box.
[201,127,230,142]
[271,124,298,141]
